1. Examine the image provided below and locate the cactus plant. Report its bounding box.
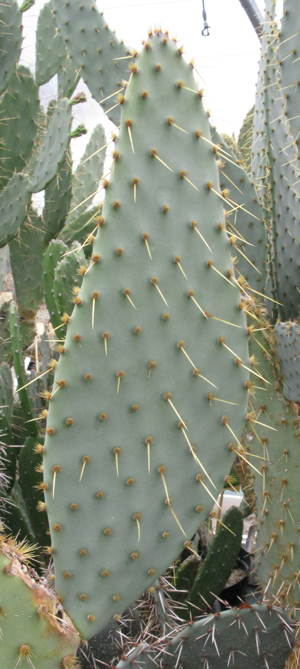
[0,1,300,667]
[116,604,294,669]
[43,30,250,640]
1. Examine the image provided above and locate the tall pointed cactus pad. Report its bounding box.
[0,534,80,669]
[0,0,22,95]
[43,33,249,639]
[274,321,300,401]
[0,66,40,191]
[210,125,266,291]
[116,605,294,669]
[246,324,300,615]
[51,0,133,125]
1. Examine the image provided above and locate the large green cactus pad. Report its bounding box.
[44,33,249,639]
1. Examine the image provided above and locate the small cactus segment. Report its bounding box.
[0,0,22,95]
[30,98,72,193]
[0,535,80,669]
[0,66,39,191]
[9,304,39,440]
[278,0,300,152]
[61,205,100,247]
[58,53,81,99]
[66,124,106,224]
[42,240,69,330]
[51,0,132,125]
[178,505,244,617]
[274,321,300,401]
[0,174,31,247]
[18,436,50,549]
[9,208,46,313]
[44,33,249,638]
[117,605,294,669]
[238,106,254,174]
[0,363,14,486]
[35,1,67,86]
[20,0,35,10]
[210,125,266,290]
[0,246,9,293]
[0,363,13,440]
[247,326,300,613]
[53,242,87,320]
[44,150,72,243]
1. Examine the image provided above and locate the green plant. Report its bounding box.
[0,1,300,667]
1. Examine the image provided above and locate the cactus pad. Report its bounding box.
[30,98,72,193]
[0,0,22,95]
[274,321,300,401]
[0,174,30,247]
[117,604,294,669]
[0,534,80,668]
[44,33,249,639]
[35,1,67,86]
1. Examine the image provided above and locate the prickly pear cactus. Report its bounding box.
[43,32,250,639]
[116,604,294,669]
[0,534,80,669]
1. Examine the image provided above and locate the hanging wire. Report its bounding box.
[201,0,210,36]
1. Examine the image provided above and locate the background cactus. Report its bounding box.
[0,1,300,667]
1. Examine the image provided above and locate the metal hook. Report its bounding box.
[202,0,210,36]
[201,22,210,37]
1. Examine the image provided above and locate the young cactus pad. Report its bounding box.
[44,33,250,639]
